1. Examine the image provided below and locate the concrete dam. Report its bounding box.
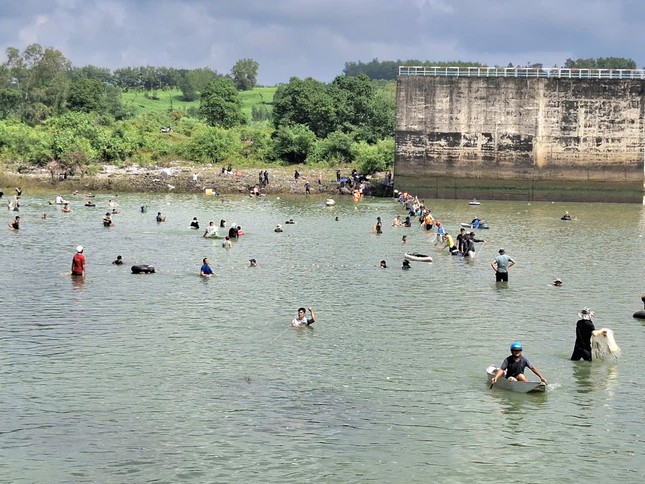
[395,67,645,202]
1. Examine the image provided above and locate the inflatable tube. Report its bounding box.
[404,252,433,262]
[131,264,156,274]
[633,310,645,319]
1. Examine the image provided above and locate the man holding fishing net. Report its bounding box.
[571,307,621,361]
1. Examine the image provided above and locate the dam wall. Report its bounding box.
[395,70,645,201]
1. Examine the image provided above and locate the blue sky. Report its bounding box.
[1,0,644,85]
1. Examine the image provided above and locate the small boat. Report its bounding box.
[469,199,481,206]
[404,252,433,262]
[460,222,489,229]
[325,198,336,206]
[485,366,546,393]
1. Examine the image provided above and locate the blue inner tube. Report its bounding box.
[131,264,155,274]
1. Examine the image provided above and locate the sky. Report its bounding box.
[2,0,645,85]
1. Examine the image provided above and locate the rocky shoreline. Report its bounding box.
[1,164,390,197]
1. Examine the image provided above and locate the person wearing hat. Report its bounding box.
[553,278,563,286]
[274,224,283,233]
[571,308,596,361]
[435,221,446,241]
[71,245,86,277]
[491,342,548,385]
[491,248,515,281]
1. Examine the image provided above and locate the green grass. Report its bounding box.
[121,89,194,115]
[239,87,277,118]
[121,86,277,120]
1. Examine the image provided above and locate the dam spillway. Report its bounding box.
[395,66,645,202]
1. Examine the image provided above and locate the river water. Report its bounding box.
[1,192,644,483]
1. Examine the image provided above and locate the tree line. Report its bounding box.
[0,44,395,175]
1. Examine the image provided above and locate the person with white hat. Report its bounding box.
[571,308,596,361]
[71,245,86,277]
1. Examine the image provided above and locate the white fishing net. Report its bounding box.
[591,328,621,360]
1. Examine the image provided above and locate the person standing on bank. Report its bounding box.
[491,248,515,282]
[291,307,316,327]
[71,245,86,277]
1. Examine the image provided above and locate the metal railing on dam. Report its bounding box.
[398,65,645,80]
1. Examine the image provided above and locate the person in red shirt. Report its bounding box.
[71,245,86,276]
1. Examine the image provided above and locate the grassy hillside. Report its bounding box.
[121,86,277,120]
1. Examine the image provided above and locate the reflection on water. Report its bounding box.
[1,194,644,482]
[573,361,593,393]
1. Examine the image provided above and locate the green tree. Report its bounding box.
[352,138,394,174]
[343,58,485,80]
[0,65,21,119]
[231,58,259,91]
[3,44,72,123]
[273,77,336,137]
[564,57,637,69]
[178,67,217,101]
[329,74,394,142]
[67,78,105,113]
[71,65,114,84]
[180,124,241,163]
[271,123,316,164]
[199,77,246,128]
